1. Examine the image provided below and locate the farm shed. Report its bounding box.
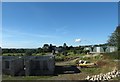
[84,47,94,52]
[105,46,117,53]
[92,47,104,53]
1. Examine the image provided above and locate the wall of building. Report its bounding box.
[2,55,55,76]
[25,55,55,76]
[2,56,24,76]
[10,58,24,76]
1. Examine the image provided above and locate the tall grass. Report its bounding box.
[104,51,120,60]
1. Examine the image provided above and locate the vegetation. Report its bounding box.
[108,26,120,49]
[107,25,120,59]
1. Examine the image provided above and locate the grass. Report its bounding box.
[2,75,52,80]
[81,67,101,75]
[2,53,25,56]
[103,51,120,60]
[2,53,51,56]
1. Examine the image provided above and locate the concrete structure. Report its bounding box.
[25,55,55,76]
[2,55,55,76]
[2,56,24,76]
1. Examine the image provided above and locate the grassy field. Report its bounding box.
[2,53,120,80]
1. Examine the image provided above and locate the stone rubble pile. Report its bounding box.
[85,69,120,81]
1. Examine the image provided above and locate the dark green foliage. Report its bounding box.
[2,48,35,54]
[36,48,43,53]
[102,46,107,52]
[25,49,34,56]
[73,50,77,54]
[108,26,120,51]
[62,51,68,56]
[63,43,67,49]
[42,44,50,52]
[106,26,120,60]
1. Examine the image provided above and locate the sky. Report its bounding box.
[2,2,118,48]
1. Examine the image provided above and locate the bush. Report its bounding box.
[25,50,33,56]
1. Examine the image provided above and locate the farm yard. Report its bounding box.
[2,52,120,81]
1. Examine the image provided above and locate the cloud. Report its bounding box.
[75,38,81,43]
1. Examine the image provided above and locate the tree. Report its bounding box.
[116,26,120,51]
[79,46,84,51]
[91,46,94,52]
[107,26,120,60]
[102,46,107,52]
[108,26,120,51]
[42,44,50,52]
[36,47,43,53]
[108,32,118,46]
[63,43,68,49]
[49,44,53,52]
[68,46,74,50]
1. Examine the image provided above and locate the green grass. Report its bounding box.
[2,53,25,56]
[2,75,52,80]
[81,67,101,75]
[2,53,50,56]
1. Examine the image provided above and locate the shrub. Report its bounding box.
[25,50,33,56]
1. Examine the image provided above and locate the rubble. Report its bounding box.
[85,69,120,81]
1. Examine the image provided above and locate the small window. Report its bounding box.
[5,61,9,69]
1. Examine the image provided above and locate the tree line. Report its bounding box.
[2,43,108,54]
[2,25,120,55]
